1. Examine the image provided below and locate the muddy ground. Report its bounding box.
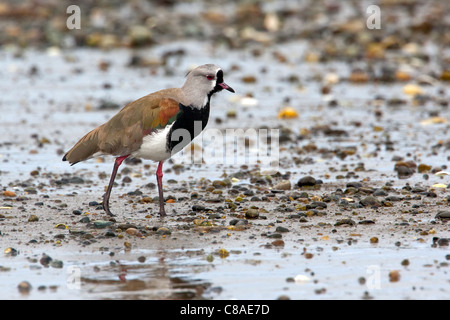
[1,0,449,300]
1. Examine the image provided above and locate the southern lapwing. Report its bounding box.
[63,64,234,217]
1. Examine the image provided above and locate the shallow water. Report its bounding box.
[1,40,449,300]
[2,241,448,300]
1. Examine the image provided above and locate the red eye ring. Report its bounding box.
[206,75,214,80]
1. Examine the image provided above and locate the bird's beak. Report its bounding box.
[218,82,235,93]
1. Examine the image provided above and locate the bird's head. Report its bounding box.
[183,64,234,107]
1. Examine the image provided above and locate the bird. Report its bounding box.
[62,64,234,217]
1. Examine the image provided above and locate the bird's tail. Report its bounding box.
[62,127,102,165]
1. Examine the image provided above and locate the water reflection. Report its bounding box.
[78,250,214,300]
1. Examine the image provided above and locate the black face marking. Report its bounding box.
[216,70,224,83]
[211,70,225,96]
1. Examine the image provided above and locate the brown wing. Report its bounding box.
[62,89,181,165]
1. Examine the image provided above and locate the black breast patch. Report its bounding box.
[167,102,210,153]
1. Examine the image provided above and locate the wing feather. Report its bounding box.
[63,89,181,165]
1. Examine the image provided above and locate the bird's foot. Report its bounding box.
[102,194,115,217]
[159,210,167,218]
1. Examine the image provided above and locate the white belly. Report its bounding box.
[131,125,172,162]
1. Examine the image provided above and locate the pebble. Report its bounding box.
[432,237,449,247]
[435,211,450,221]
[125,228,143,237]
[389,270,401,282]
[93,220,114,229]
[346,182,362,188]
[309,201,327,209]
[245,208,259,219]
[272,239,285,247]
[373,189,388,197]
[40,254,52,267]
[28,215,39,222]
[401,259,410,267]
[360,196,381,208]
[297,176,317,187]
[394,161,417,178]
[273,180,291,190]
[156,227,171,235]
[4,247,18,256]
[192,204,207,211]
[334,219,356,226]
[267,233,282,239]
[17,281,32,294]
[294,274,311,284]
[2,190,16,197]
[275,226,289,233]
[50,259,63,268]
[229,219,248,226]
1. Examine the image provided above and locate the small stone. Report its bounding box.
[272,239,285,246]
[385,196,401,202]
[68,176,84,184]
[118,223,138,230]
[18,281,32,294]
[192,204,206,211]
[435,211,450,221]
[126,228,143,237]
[50,260,63,269]
[394,161,417,178]
[212,180,227,189]
[418,164,432,173]
[273,180,291,190]
[275,226,289,233]
[2,190,16,197]
[4,247,18,256]
[245,208,259,219]
[25,187,38,194]
[359,220,375,225]
[217,248,229,258]
[156,227,171,235]
[370,237,379,243]
[310,201,327,209]
[433,237,449,247]
[401,259,410,267]
[194,219,212,226]
[79,217,90,223]
[40,254,52,266]
[241,75,257,83]
[93,220,114,229]
[28,215,39,222]
[297,176,316,187]
[389,270,401,282]
[334,219,356,226]
[104,231,116,237]
[373,189,388,196]
[360,196,381,208]
[267,233,282,239]
[346,182,362,188]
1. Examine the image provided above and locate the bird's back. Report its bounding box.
[63,88,182,165]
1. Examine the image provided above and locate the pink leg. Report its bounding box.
[156,161,166,217]
[102,155,129,216]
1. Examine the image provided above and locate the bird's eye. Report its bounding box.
[206,75,214,80]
